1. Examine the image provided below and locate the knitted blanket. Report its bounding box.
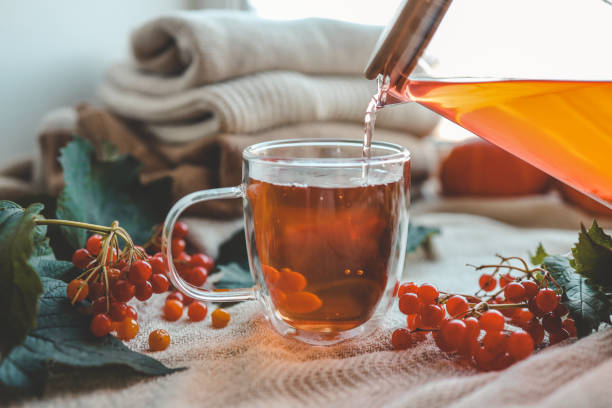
[101,70,439,142]
[125,11,383,90]
[101,11,439,143]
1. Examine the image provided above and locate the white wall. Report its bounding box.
[0,0,189,167]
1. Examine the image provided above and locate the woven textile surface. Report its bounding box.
[7,212,612,408]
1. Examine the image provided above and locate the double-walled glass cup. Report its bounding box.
[162,139,410,345]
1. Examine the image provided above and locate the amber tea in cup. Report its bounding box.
[163,139,410,345]
[250,179,403,332]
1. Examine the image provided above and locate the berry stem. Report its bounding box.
[75,264,101,281]
[438,291,482,303]
[533,267,563,290]
[34,218,135,252]
[472,301,488,313]
[34,218,114,233]
[495,254,530,272]
[99,221,117,268]
[71,267,98,305]
[471,264,531,275]
[472,258,511,297]
[142,225,162,249]
[471,302,526,310]
[484,286,506,302]
[411,328,438,333]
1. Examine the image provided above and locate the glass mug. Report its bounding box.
[162,139,410,345]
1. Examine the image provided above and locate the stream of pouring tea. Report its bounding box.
[361,76,389,180]
[362,96,379,161]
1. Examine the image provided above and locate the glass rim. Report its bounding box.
[242,138,411,168]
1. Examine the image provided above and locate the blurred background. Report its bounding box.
[3,0,612,165]
[1,0,611,221]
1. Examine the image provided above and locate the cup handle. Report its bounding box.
[162,186,256,302]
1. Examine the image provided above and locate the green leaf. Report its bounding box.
[215,263,254,289]
[543,255,611,337]
[216,229,248,270]
[406,223,440,254]
[570,221,612,293]
[56,138,171,249]
[212,229,251,290]
[0,199,181,391]
[585,219,612,248]
[0,201,45,356]
[15,193,78,263]
[0,277,182,391]
[31,257,73,281]
[530,243,549,265]
[28,211,74,281]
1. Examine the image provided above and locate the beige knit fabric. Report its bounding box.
[7,212,612,407]
[102,11,439,144]
[126,11,383,91]
[100,70,439,143]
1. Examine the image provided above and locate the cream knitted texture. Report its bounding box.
[100,70,439,141]
[102,11,440,143]
[128,11,383,90]
[9,213,612,407]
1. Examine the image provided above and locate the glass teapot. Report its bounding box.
[365,0,612,209]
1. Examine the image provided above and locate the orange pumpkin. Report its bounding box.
[556,182,612,216]
[440,139,551,196]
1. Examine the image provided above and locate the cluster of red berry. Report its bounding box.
[478,271,576,344]
[391,256,577,371]
[66,221,229,352]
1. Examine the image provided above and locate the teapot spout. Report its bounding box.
[382,91,408,106]
[378,84,411,106]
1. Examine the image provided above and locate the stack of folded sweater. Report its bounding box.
[34,10,440,216]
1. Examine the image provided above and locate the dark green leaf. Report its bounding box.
[585,220,612,248]
[0,277,182,391]
[31,258,74,281]
[0,201,45,355]
[15,193,77,264]
[543,255,611,337]
[28,212,74,281]
[530,243,549,265]
[216,229,248,270]
[406,224,440,254]
[211,229,250,290]
[215,263,254,289]
[56,138,171,248]
[570,221,612,293]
